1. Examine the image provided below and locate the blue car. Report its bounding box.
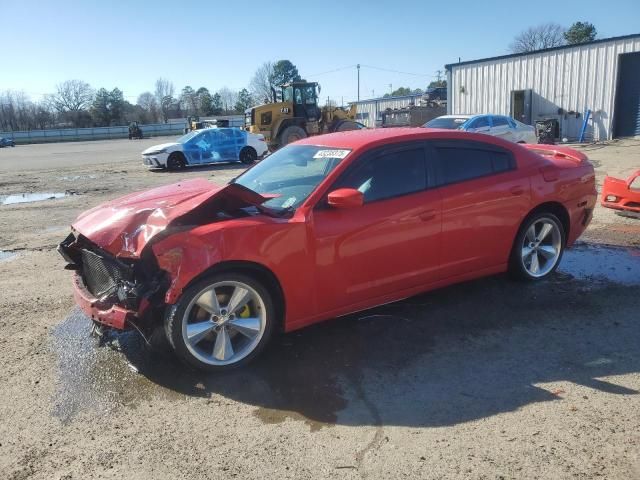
[0,137,16,148]
[141,128,269,170]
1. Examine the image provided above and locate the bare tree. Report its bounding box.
[249,62,275,104]
[50,80,94,113]
[155,78,175,122]
[137,92,159,123]
[217,87,238,114]
[0,90,56,131]
[509,23,566,53]
[47,80,94,127]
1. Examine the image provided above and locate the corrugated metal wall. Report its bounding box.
[353,94,424,127]
[448,36,640,140]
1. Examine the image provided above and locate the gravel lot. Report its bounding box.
[0,137,638,479]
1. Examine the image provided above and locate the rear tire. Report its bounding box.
[509,212,565,281]
[165,272,275,371]
[239,146,257,164]
[166,152,186,171]
[279,125,307,147]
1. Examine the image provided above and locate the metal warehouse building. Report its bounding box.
[446,33,640,141]
[351,93,424,128]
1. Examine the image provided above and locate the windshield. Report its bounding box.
[233,145,351,211]
[282,86,293,102]
[423,117,470,129]
[177,130,201,143]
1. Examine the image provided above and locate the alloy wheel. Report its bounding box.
[520,218,562,277]
[182,281,267,366]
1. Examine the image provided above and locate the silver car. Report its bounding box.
[424,114,537,144]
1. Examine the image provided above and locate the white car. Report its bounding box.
[142,128,269,170]
[424,114,537,144]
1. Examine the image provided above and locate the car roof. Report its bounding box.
[433,115,474,119]
[294,127,511,150]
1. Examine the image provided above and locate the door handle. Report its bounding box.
[510,186,525,196]
[418,209,437,221]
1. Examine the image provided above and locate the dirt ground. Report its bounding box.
[0,137,638,480]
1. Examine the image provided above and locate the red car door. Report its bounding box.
[431,140,531,279]
[311,144,442,312]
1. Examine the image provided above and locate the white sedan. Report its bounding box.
[424,114,537,144]
[142,128,269,170]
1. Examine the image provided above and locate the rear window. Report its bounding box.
[492,116,509,127]
[424,117,469,129]
[435,145,514,184]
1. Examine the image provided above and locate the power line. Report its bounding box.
[306,64,358,78]
[360,64,436,77]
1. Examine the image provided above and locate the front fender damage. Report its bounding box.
[59,182,272,331]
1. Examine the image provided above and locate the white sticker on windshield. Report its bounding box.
[313,149,351,159]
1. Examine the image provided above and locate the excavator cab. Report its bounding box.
[247,80,358,149]
[281,82,322,122]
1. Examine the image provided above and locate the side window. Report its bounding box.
[260,111,272,125]
[492,116,509,127]
[194,132,212,149]
[335,148,426,203]
[468,116,490,129]
[435,145,514,184]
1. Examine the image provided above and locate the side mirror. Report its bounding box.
[327,188,364,209]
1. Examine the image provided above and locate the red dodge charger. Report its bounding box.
[59,128,596,370]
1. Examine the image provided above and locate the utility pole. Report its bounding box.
[357,64,360,101]
[388,83,392,95]
[372,89,375,98]
[435,70,443,83]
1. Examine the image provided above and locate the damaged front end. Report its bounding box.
[58,233,168,330]
[601,170,640,217]
[58,179,276,332]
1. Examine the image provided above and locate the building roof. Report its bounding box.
[349,92,424,105]
[445,33,640,70]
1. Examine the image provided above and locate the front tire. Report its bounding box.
[509,212,565,281]
[165,272,275,371]
[239,146,257,164]
[279,125,307,147]
[166,152,186,171]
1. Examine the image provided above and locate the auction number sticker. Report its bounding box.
[313,149,351,159]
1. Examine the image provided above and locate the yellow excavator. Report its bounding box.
[245,81,362,150]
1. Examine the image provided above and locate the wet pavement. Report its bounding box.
[1,191,73,205]
[50,241,639,430]
[559,242,640,285]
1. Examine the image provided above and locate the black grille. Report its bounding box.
[80,249,128,299]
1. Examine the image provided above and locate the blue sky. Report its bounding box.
[2,0,639,104]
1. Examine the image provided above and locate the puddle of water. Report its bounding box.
[43,225,68,234]
[559,243,640,285]
[1,192,73,205]
[0,250,17,262]
[50,308,180,423]
[51,307,352,429]
[58,175,98,181]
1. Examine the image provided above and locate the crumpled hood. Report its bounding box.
[142,142,179,154]
[72,178,267,258]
